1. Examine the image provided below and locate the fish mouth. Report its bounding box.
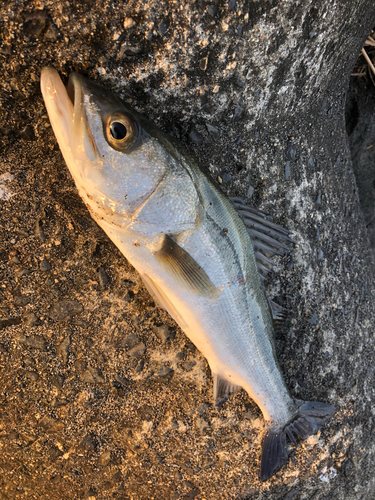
[40,67,98,166]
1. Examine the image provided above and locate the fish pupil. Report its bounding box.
[110,121,127,140]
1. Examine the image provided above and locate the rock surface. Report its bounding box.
[1,0,375,499]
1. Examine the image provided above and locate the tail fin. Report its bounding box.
[260,401,335,481]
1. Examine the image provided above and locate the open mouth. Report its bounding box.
[40,68,97,163]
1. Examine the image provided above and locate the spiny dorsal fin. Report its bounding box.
[213,374,241,407]
[154,235,220,300]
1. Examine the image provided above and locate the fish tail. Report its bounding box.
[260,401,335,481]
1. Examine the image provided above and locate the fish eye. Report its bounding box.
[110,121,127,140]
[106,112,138,151]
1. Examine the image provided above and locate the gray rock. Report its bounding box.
[50,300,83,322]
[206,123,220,141]
[158,19,169,35]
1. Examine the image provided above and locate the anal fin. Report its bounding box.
[213,374,241,407]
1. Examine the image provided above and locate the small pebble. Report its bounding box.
[97,266,109,288]
[56,336,70,365]
[158,365,173,377]
[50,374,64,389]
[22,312,39,326]
[123,17,136,29]
[128,342,146,358]
[121,332,139,349]
[153,324,172,343]
[34,220,46,242]
[50,300,83,322]
[40,259,51,272]
[247,185,254,198]
[158,19,169,35]
[25,371,39,382]
[14,295,31,306]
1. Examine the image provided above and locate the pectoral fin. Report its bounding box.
[154,235,220,300]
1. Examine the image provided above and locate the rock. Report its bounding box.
[182,489,201,500]
[247,185,254,198]
[22,312,39,326]
[188,127,204,142]
[0,317,22,330]
[25,370,39,382]
[81,369,96,384]
[56,335,71,364]
[40,259,51,272]
[44,24,59,40]
[50,374,64,389]
[199,57,208,70]
[98,451,111,466]
[121,332,139,349]
[128,342,146,358]
[284,489,299,500]
[19,125,35,141]
[18,334,47,351]
[79,434,98,452]
[123,17,136,29]
[158,365,173,377]
[50,300,83,322]
[182,360,196,372]
[196,403,209,415]
[23,12,48,38]
[158,19,169,35]
[97,266,109,288]
[153,324,172,343]
[14,295,31,306]
[38,415,64,433]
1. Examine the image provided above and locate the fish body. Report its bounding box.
[41,68,335,480]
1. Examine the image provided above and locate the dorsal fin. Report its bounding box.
[154,235,220,300]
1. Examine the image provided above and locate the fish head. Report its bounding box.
[40,68,177,228]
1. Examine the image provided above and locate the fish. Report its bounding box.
[40,67,335,480]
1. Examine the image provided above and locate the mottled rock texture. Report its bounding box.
[1,1,375,499]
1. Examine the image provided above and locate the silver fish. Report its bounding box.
[40,67,335,480]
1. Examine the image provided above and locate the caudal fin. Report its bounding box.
[260,401,335,481]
